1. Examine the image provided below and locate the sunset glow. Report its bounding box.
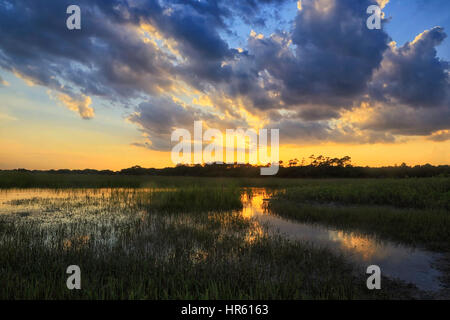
[0,0,449,170]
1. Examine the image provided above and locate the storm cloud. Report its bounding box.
[0,0,449,148]
[370,27,449,108]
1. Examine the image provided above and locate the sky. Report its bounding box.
[0,0,449,170]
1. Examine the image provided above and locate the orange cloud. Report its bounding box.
[52,92,95,119]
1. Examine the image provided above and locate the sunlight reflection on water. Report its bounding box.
[0,188,445,292]
[242,189,444,292]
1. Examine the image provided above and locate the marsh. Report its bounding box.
[0,175,448,299]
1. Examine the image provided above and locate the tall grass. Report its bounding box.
[145,187,243,212]
[272,178,450,210]
[2,171,449,203]
[0,187,418,299]
[268,178,450,250]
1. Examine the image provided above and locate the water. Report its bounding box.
[0,188,445,292]
[242,189,445,292]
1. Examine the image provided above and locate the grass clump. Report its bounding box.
[145,187,242,213]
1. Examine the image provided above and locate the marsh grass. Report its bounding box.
[145,187,243,212]
[270,178,450,210]
[268,178,450,251]
[0,187,415,299]
[1,172,448,208]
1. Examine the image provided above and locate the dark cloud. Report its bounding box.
[232,0,390,113]
[0,0,449,148]
[128,98,196,151]
[369,27,450,108]
[361,103,450,136]
[243,1,449,140]
[296,106,340,121]
[268,118,395,145]
[362,27,450,137]
[165,0,294,28]
[428,131,450,142]
[127,97,243,151]
[269,119,334,144]
[286,0,389,106]
[0,0,176,117]
[151,4,232,62]
[167,0,393,127]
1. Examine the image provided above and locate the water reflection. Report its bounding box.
[242,189,444,292]
[1,188,445,292]
[0,188,170,215]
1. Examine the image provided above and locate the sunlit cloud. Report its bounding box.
[51,92,95,119]
[428,130,450,142]
[376,0,390,9]
[0,75,9,86]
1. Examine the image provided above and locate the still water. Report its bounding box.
[0,188,445,292]
[242,189,444,292]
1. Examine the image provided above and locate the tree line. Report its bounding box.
[4,155,450,178]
